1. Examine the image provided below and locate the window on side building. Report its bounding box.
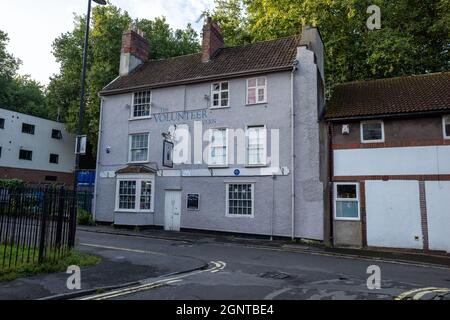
[334,183,360,220]
[132,91,152,118]
[211,82,229,108]
[52,129,62,139]
[226,183,254,217]
[115,178,154,212]
[49,153,59,164]
[22,123,35,135]
[247,77,267,105]
[209,128,228,167]
[19,149,33,161]
[0,118,4,129]
[443,116,450,139]
[360,120,384,143]
[246,126,267,166]
[129,133,149,163]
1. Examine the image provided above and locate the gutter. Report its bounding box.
[100,66,293,96]
[92,96,104,221]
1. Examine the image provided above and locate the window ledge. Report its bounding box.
[208,165,229,169]
[245,164,267,168]
[334,217,361,222]
[210,106,230,110]
[129,116,152,121]
[361,140,384,144]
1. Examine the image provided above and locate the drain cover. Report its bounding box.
[259,271,291,279]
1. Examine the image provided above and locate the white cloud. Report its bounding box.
[0,0,215,86]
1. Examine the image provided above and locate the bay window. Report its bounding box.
[115,177,155,212]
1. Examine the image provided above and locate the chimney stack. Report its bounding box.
[201,17,224,63]
[120,24,149,76]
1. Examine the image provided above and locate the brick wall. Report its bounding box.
[0,166,74,185]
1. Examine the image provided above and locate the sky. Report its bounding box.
[0,0,215,86]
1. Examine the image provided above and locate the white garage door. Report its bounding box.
[366,180,423,249]
[425,181,450,253]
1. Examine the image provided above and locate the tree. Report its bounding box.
[46,5,201,156]
[0,30,48,117]
[212,0,450,95]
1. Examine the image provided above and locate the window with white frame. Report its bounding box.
[226,184,254,217]
[361,121,384,143]
[129,133,149,163]
[246,126,266,166]
[334,183,360,220]
[132,91,152,118]
[211,82,229,108]
[115,177,154,212]
[443,116,450,139]
[209,128,228,166]
[247,77,267,105]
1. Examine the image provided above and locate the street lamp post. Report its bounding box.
[70,0,107,246]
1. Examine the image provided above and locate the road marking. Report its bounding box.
[79,243,167,256]
[264,287,292,300]
[395,287,450,300]
[78,261,226,300]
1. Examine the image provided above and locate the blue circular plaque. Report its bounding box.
[234,169,241,176]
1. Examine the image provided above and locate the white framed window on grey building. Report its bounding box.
[334,183,360,221]
[360,120,384,143]
[22,123,35,135]
[187,193,200,211]
[209,128,228,167]
[246,76,267,105]
[246,126,267,166]
[129,133,150,163]
[443,116,450,139]
[211,82,229,108]
[0,118,4,129]
[115,177,155,212]
[19,149,33,161]
[226,183,254,217]
[132,90,152,119]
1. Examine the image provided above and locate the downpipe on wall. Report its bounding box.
[291,61,298,240]
[92,95,105,221]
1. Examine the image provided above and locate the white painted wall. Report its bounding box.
[334,146,450,176]
[425,181,450,253]
[0,108,75,173]
[366,180,423,249]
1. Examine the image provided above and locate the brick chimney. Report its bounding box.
[119,24,149,76]
[201,17,224,63]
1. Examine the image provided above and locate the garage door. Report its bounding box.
[366,180,423,249]
[425,181,450,253]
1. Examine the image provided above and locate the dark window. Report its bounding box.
[45,176,57,182]
[187,194,200,211]
[444,116,450,138]
[19,149,33,161]
[51,129,62,139]
[0,118,4,129]
[49,154,59,164]
[361,121,383,142]
[22,123,35,135]
[0,147,2,158]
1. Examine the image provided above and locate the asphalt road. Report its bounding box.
[75,230,450,300]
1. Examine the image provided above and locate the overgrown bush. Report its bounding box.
[77,208,95,226]
[0,179,25,189]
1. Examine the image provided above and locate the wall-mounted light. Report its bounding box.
[106,146,111,154]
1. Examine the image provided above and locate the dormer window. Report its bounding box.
[211,82,229,108]
[132,91,151,119]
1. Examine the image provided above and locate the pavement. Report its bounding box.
[1,225,450,300]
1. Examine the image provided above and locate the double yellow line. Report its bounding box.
[78,260,226,300]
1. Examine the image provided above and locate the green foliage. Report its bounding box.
[46,5,201,156]
[0,31,49,118]
[212,0,450,95]
[77,208,95,226]
[0,179,25,189]
[0,246,100,282]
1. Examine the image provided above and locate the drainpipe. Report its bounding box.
[290,62,298,240]
[327,122,334,245]
[92,96,105,221]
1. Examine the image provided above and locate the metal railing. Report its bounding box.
[0,186,77,270]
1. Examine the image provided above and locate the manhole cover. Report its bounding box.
[259,271,291,280]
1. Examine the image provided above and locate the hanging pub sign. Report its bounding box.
[162,140,174,168]
[75,135,87,155]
